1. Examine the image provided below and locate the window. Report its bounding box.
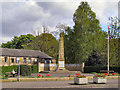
[34,58,37,62]
[41,59,44,63]
[4,57,7,62]
[45,60,47,64]
[34,58,37,64]
[23,58,26,63]
[49,60,51,63]
[11,58,14,63]
[16,58,18,63]
[28,58,31,63]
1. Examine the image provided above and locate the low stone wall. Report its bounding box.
[1,76,119,82]
[38,63,85,72]
[65,63,85,72]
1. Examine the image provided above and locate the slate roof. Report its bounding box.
[0,48,52,59]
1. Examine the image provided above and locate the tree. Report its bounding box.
[64,27,76,63]
[108,17,120,66]
[1,34,35,49]
[51,23,68,40]
[64,1,107,64]
[1,41,12,48]
[23,33,58,59]
[85,50,107,66]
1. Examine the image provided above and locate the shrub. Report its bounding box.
[94,75,106,78]
[1,65,38,76]
[46,74,50,77]
[20,65,31,76]
[76,73,80,76]
[1,65,18,76]
[76,75,86,78]
[84,66,120,73]
[104,73,107,76]
[31,65,38,73]
[112,73,115,75]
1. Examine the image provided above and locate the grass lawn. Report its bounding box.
[91,72,120,76]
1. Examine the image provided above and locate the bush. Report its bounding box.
[1,65,38,76]
[84,66,120,73]
[20,65,31,76]
[0,65,18,76]
[31,65,38,73]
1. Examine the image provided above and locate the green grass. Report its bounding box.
[91,72,120,76]
[0,75,8,79]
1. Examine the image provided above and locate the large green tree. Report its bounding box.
[23,33,58,59]
[1,34,35,49]
[64,2,107,65]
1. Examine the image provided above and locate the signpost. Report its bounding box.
[17,57,21,82]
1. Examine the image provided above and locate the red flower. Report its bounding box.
[112,73,115,75]
[76,73,80,76]
[104,73,107,76]
[46,74,50,77]
[37,74,41,77]
[95,75,99,77]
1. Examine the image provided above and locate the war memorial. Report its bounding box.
[1,1,120,90]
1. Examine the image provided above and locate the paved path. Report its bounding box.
[2,79,119,88]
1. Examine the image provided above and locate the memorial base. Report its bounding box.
[50,67,81,74]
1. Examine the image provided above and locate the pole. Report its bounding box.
[18,60,20,82]
[108,29,110,76]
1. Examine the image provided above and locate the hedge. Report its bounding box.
[84,66,120,73]
[0,65,38,76]
[0,65,18,76]
[20,65,31,76]
[31,65,38,73]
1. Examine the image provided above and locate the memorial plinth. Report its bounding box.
[53,33,81,73]
[56,33,68,71]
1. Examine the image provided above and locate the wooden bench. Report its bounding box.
[5,72,13,77]
[5,72,18,77]
[100,70,114,73]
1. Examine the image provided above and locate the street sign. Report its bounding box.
[19,58,22,60]
[17,57,22,61]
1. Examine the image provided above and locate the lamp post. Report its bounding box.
[17,57,21,82]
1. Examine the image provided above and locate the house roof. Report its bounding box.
[0,48,52,59]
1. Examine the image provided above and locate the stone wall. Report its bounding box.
[65,63,85,72]
[38,59,56,72]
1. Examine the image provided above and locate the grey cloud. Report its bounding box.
[36,2,76,19]
[2,2,75,43]
[2,1,117,43]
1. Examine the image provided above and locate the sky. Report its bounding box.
[0,0,119,43]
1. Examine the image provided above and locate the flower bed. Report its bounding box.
[37,74,43,78]
[46,74,50,77]
[37,74,51,78]
[93,75,107,84]
[74,74,88,84]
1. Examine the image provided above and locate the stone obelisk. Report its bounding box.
[57,33,66,71]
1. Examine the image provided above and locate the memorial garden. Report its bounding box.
[0,1,120,89]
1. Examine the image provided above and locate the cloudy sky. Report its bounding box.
[1,0,119,43]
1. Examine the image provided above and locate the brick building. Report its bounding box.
[0,48,56,72]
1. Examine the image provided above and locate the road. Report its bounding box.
[2,79,119,88]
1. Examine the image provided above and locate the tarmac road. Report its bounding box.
[2,79,119,88]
